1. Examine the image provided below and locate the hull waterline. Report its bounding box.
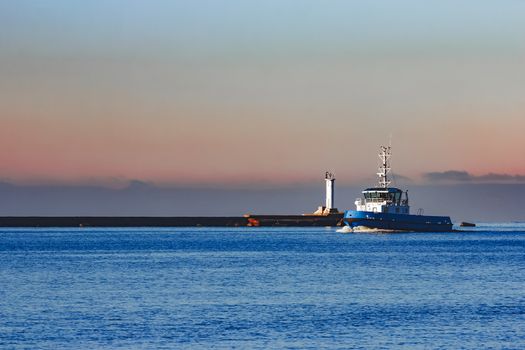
[344,210,453,232]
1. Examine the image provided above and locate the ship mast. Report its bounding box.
[377,146,391,188]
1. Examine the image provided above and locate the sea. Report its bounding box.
[1,224,524,349]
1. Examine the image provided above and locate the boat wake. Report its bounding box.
[336,226,354,233]
[337,226,406,234]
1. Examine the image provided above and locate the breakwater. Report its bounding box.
[0,214,344,227]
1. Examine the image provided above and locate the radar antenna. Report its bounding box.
[377,146,391,188]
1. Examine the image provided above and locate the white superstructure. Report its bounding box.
[354,146,410,214]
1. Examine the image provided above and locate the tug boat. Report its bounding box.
[343,146,453,232]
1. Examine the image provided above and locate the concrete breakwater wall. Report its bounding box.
[0,214,344,227]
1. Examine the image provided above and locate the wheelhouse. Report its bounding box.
[362,187,404,205]
[355,187,410,214]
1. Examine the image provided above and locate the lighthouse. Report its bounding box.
[325,171,335,210]
[312,171,339,215]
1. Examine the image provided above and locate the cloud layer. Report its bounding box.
[424,171,525,183]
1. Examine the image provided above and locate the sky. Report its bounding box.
[1,1,525,218]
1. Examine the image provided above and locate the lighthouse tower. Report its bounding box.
[325,172,335,210]
[312,171,339,215]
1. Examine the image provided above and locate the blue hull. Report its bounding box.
[344,210,453,232]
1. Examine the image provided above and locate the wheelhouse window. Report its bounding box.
[364,189,403,204]
[364,191,390,200]
[394,192,401,202]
